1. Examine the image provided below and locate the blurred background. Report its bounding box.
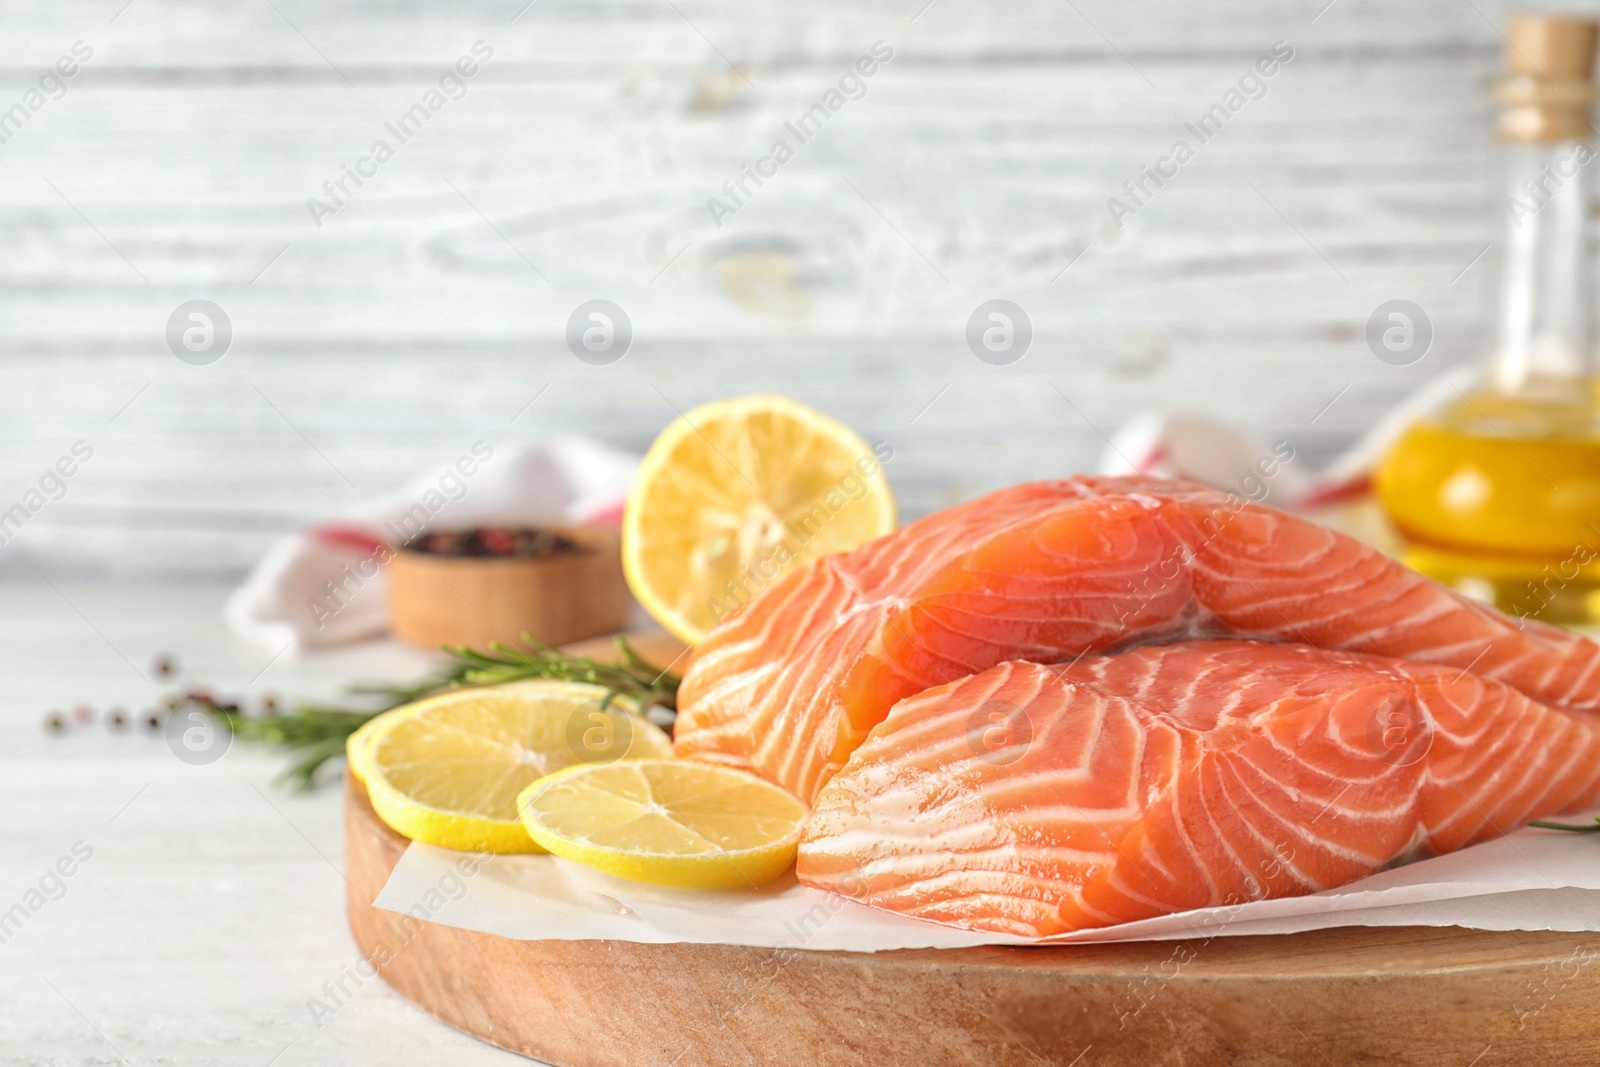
[0,0,1546,579]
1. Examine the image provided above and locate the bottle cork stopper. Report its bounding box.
[1497,14,1600,142]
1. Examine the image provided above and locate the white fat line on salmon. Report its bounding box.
[1112,440,1296,626]
[705,440,895,625]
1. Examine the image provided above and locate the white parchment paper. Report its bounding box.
[372,814,1600,951]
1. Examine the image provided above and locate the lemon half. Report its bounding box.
[517,759,809,888]
[622,394,896,644]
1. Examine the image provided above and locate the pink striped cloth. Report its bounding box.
[1094,372,1471,511]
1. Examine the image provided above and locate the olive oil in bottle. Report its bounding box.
[1377,15,1600,625]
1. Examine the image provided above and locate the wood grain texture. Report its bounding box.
[0,0,1512,576]
[387,526,631,650]
[345,774,1600,1067]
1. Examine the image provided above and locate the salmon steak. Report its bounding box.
[676,477,1600,804]
[795,641,1600,936]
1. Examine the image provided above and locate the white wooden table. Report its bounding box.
[0,578,535,1065]
[0,0,1513,580]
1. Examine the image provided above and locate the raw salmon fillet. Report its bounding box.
[676,478,1600,802]
[796,641,1600,936]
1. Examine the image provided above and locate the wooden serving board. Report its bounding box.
[344,633,1600,1066]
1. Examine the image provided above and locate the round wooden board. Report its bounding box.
[344,633,1600,1066]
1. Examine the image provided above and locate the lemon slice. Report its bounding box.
[623,394,896,644]
[364,681,674,853]
[516,759,808,888]
[346,686,492,786]
[346,706,408,786]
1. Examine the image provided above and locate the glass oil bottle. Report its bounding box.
[1377,15,1600,625]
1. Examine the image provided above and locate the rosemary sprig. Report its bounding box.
[196,637,681,791]
[1530,816,1600,833]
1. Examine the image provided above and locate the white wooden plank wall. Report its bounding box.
[0,0,1576,575]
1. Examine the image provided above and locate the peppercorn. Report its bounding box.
[481,528,516,555]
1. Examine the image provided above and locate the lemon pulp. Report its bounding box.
[362,681,673,853]
[623,394,896,644]
[517,760,808,888]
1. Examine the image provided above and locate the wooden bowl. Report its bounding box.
[387,526,631,651]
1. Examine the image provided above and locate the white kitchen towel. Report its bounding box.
[223,438,640,653]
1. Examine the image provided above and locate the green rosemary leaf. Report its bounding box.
[277,735,354,791]
[196,640,681,791]
[1529,817,1600,833]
